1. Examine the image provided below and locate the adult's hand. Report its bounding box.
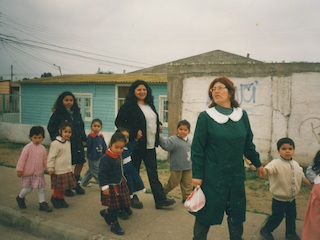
[192,178,203,187]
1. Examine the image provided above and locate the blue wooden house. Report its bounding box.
[19,73,168,136]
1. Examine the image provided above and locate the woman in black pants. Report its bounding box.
[115,80,175,209]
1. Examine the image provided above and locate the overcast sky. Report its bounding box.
[1,0,319,80]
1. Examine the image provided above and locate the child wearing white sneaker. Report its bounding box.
[81,118,107,187]
[16,126,52,212]
[159,120,192,203]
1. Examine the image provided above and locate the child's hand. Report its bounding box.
[48,171,54,176]
[303,177,312,186]
[103,188,110,195]
[248,164,256,171]
[257,166,267,178]
[82,141,87,147]
[17,171,23,177]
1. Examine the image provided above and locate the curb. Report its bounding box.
[0,205,108,240]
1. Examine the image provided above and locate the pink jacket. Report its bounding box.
[16,142,47,177]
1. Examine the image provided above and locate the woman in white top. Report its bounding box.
[115,80,175,209]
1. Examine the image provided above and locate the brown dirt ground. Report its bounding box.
[0,140,311,220]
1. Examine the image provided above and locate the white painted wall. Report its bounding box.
[181,73,320,166]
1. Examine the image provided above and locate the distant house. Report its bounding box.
[19,74,168,136]
[0,80,20,122]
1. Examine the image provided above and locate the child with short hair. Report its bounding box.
[117,127,145,214]
[302,150,320,240]
[260,137,311,240]
[16,126,52,212]
[159,119,193,203]
[81,118,107,187]
[99,132,131,235]
[47,122,78,209]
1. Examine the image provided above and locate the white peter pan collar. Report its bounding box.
[206,107,243,124]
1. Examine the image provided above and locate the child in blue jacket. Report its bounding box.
[81,119,107,187]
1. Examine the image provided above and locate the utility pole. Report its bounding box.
[11,61,18,81]
[11,65,13,81]
[53,64,62,75]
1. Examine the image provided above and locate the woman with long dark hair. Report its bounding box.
[48,91,87,196]
[115,80,175,209]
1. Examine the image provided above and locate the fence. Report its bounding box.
[0,94,20,123]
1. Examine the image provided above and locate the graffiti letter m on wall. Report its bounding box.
[237,81,258,104]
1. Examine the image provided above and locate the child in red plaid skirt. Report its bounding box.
[99,132,131,235]
[47,122,77,209]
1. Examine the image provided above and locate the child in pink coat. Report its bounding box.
[16,126,52,212]
[302,150,320,240]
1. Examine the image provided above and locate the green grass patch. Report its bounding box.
[145,188,152,194]
[0,162,15,168]
[0,140,25,150]
[245,169,260,180]
[157,160,169,169]
[247,209,269,215]
[140,159,169,171]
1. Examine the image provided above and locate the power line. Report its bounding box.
[1,35,147,68]
[0,12,153,73]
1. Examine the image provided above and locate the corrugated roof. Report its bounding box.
[20,73,167,84]
[131,49,263,74]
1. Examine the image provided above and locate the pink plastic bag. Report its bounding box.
[184,186,206,212]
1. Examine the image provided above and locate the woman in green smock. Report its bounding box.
[191,77,264,240]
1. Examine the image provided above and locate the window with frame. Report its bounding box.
[159,95,168,127]
[74,93,92,122]
[116,85,130,112]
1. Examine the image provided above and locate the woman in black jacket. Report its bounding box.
[115,80,175,209]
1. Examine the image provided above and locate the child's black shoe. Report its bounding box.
[125,207,133,216]
[16,196,26,209]
[286,232,301,240]
[130,195,143,209]
[111,221,125,235]
[39,202,52,212]
[74,184,85,195]
[260,227,274,240]
[100,209,111,225]
[118,210,129,220]
[59,199,69,208]
[51,197,61,209]
[64,189,75,197]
